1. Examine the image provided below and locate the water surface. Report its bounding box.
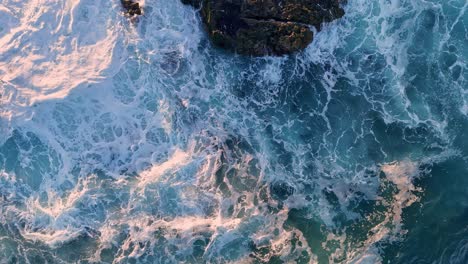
[0,0,467,263]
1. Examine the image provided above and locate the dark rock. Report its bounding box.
[181,0,202,8]
[121,0,142,16]
[182,0,345,56]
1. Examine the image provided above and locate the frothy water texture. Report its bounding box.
[0,0,467,263]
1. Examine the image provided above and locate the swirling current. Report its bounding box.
[0,0,467,263]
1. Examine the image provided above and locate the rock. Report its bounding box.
[182,0,345,56]
[121,0,142,16]
[180,0,202,8]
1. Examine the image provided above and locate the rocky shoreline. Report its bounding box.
[182,0,345,56]
[120,0,345,56]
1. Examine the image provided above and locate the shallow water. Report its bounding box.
[0,0,467,263]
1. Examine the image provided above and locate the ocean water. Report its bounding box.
[0,0,466,263]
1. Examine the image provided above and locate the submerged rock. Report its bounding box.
[182,0,345,56]
[121,0,142,16]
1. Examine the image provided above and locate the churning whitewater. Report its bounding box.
[0,0,467,263]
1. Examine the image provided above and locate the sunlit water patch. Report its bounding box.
[0,0,467,263]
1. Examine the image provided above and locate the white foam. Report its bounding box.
[17,175,100,248]
[347,160,422,262]
[137,148,191,187]
[0,0,464,262]
[0,0,124,110]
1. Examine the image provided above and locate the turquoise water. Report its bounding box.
[0,0,466,263]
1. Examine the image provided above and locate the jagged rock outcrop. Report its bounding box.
[121,0,142,16]
[182,0,345,56]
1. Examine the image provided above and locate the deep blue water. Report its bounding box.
[0,0,466,263]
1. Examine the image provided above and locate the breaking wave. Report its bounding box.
[0,0,466,263]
